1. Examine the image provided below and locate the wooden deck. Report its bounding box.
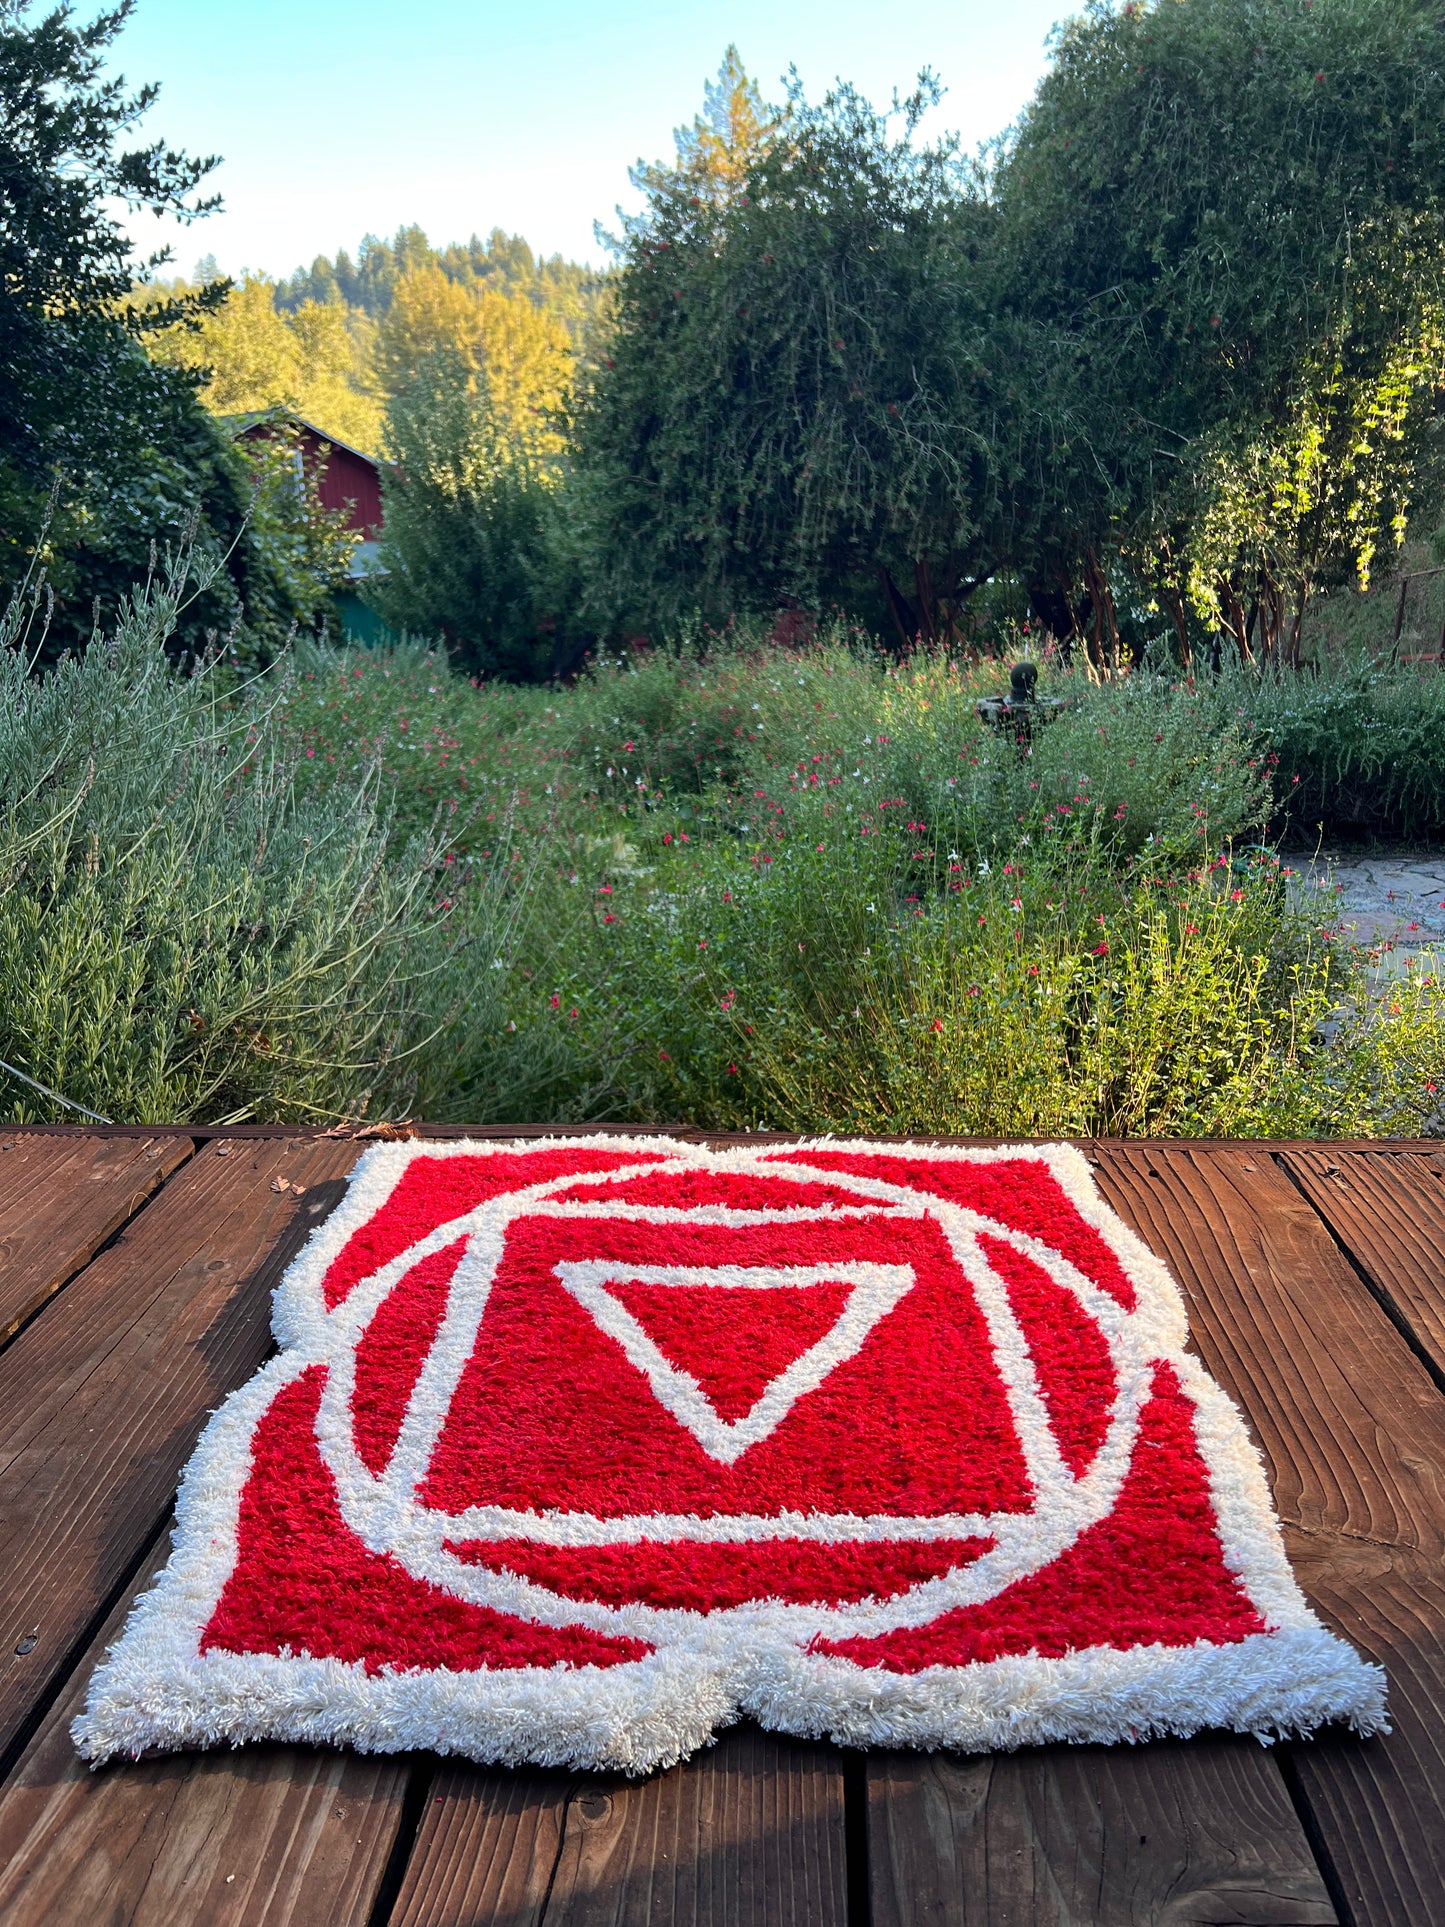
[0,1126,1441,1926]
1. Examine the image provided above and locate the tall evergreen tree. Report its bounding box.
[0,0,332,655]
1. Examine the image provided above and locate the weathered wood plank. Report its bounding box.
[390,1725,847,1927]
[1279,1528,1445,1927]
[1091,1146,1445,1927]
[0,1132,192,1345]
[0,1137,360,1764]
[0,1548,410,1927]
[867,1738,1336,1926]
[1092,1147,1445,1553]
[388,1763,569,1927]
[1280,1148,1445,1383]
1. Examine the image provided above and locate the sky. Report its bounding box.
[110,0,1072,283]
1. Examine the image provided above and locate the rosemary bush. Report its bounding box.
[0,561,501,1124]
[1223,651,1445,843]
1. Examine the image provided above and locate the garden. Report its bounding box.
[8,0,1445,1136]
[5,544,1444,1136]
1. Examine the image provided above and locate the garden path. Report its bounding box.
[1292,851,1445,955]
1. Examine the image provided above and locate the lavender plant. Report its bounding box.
[0,554,510,1123]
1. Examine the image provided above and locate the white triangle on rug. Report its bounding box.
[553,1260,915,1463]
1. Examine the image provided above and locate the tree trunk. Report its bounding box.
[878,567,916,656]
[1085,549,1121,673]
[1082,576,1106,678]
[1162,580,1191,672]
[1215,575,1253,667]
[913,559,939,648]
[1287,581,1309,671]
[1258,578,1286,665]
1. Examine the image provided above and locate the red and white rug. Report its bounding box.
[75,1136,1385,1772]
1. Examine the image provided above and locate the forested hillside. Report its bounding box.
[136,226,604,456]
[276,225,605,346]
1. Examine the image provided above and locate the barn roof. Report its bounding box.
[220,407,382,473]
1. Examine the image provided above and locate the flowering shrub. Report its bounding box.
[269,626,1445,1137]
[9,600,1440,1132]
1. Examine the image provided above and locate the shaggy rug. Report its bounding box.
[75,1135,1385,1772]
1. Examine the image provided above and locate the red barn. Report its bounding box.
[226,409,391,643]
[228,409,384,537]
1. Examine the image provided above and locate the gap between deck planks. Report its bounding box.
[1278,1146,1445,1387]
[865,1739,1335,1927]
[0,1542,411,1927]
[0,1132,193,1346]
[0,1133,1440,1926]
[386,1728,850,1927]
